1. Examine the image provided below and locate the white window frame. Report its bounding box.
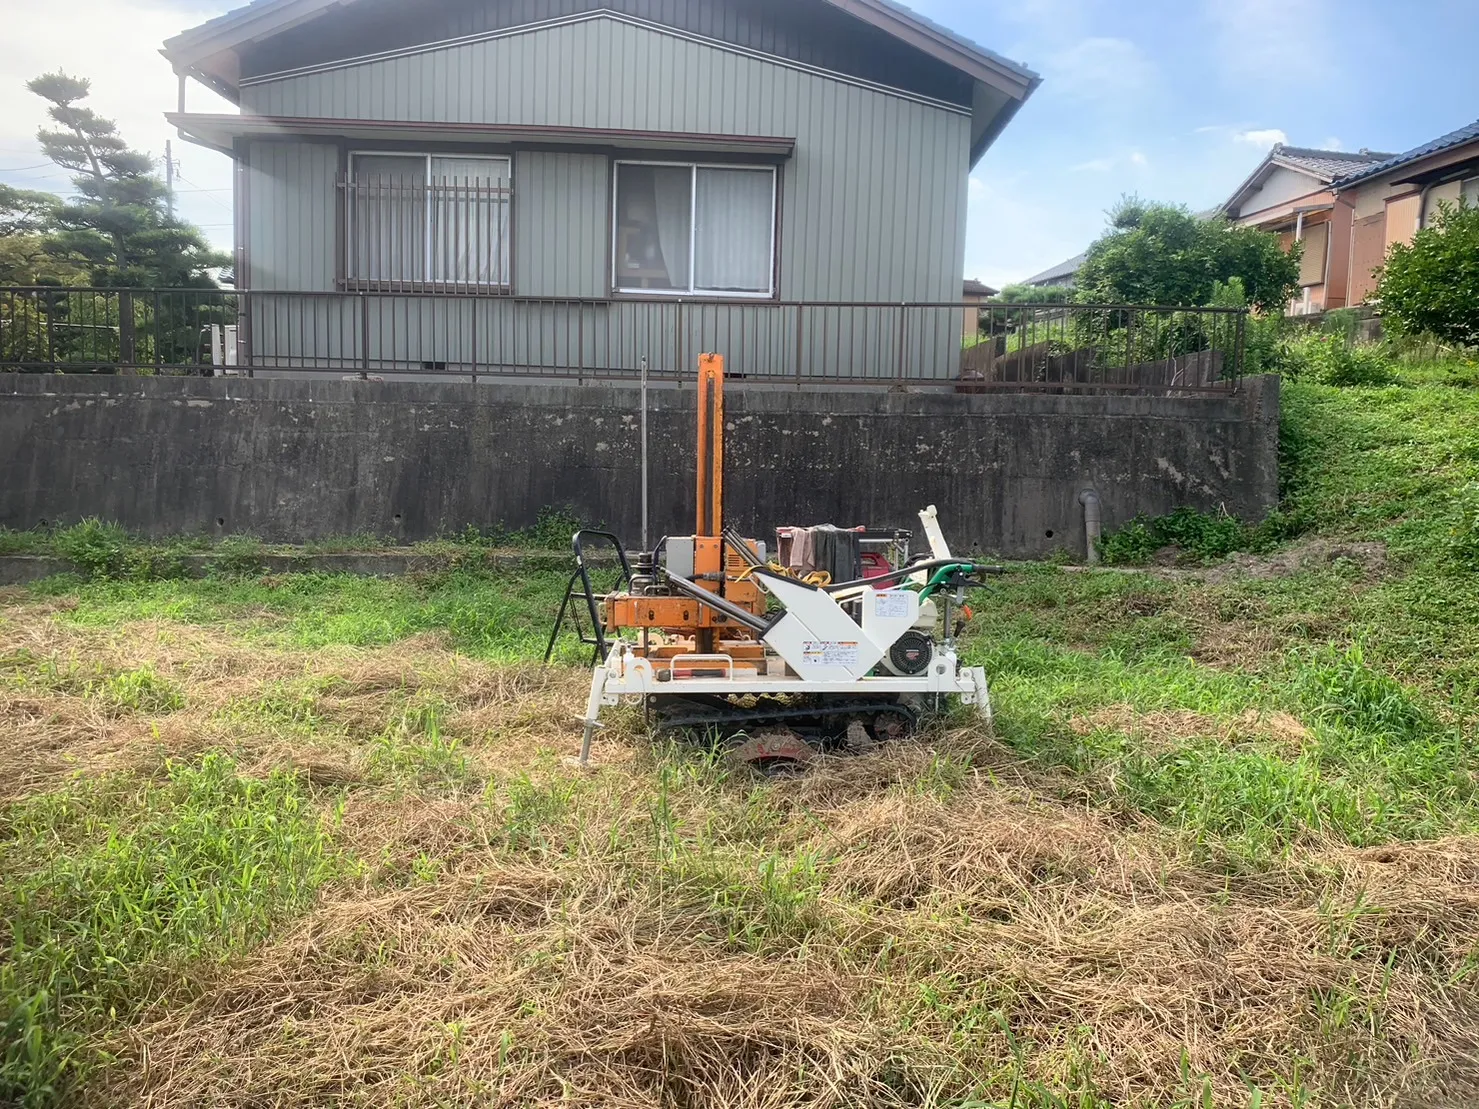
[1462,176,1479,207]
[346,151,513,289]
[611,159,778,299]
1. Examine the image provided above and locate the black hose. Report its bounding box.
[823,558,1006,594]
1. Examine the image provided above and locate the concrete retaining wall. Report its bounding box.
[0,375,1279,559]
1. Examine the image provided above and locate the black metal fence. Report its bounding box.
[0,287,1246,392]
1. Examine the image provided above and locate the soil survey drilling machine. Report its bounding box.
[556,353,1001,770]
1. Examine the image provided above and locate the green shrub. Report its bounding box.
[1075,197,1300,311]
[1377,199,1479,348]
[1282,334,1398,387]
[457,507,587,551]
[1320,308,1363,344]
[1098,507,1250,565]
[0,529,51,556]
[1448,483,1479,570]
[50,520,130,579]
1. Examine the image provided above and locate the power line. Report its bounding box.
[0,163,52,172]
[173,169,233,214]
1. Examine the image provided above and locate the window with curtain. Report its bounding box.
[613,162,775,296]
[345,153,511,289]
[1463,177,1479,207]
[1297,220,1329,286]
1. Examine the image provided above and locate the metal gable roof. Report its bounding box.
[164,0,1038,165]
[164,0,1037,95]
[1332,118,1479,188]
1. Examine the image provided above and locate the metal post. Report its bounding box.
[794,303,804,390]
[895,302,907,386]
[118,291,135,368]
[1233,310,1247,392]
[640,355,650,553]
[359,293,370,379]
[470,298,478,384]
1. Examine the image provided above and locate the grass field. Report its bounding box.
[5,379,1479,1107]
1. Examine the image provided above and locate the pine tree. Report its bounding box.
[28,72,225,287]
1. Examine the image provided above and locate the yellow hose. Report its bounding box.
[734,561,831,587]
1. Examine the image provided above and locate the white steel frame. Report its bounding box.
[577,643,990,766]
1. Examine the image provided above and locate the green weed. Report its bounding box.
[42,570,587,663]
[95,666,185,715]
[366,694,476,791]
[1294,643,1429,741]
[0,754,344,1106]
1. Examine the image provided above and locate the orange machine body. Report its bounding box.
[603,354,767,660]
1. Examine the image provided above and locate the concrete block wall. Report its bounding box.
[0,375,1279,559]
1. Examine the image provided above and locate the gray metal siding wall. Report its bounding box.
[514,152,609,298]
[241,14,971,303]
[244,140,339,292]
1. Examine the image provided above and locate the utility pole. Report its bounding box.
[165,140,176,217]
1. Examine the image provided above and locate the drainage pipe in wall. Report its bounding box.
[1079,489,1102,565]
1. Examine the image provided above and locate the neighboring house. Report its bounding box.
[1221,144,1392,315]
[1329,119,1479,308]
[1020,252,1085,290]
[961,277,997,338]
[160,0,1038,382]
[1222,124,1479,313]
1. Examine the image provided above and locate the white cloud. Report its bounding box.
[0,0,237,251]
[1321,136,1344,151]
[1071,157,1114,173]
[1236,128,1288,147]
[1043,37,1155,101]
[1204,0,1333,84]
[1129,150,1148,167]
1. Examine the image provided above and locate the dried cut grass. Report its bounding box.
[7,595,1479,1106]
[113,868,901,1109]
[0,604,595,800]
[98,753,1479,1109]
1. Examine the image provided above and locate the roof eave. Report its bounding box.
[166,0,1040,111]
[820,0,1037,99]
[970,73,1041,167]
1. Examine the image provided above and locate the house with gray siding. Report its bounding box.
[162,0,1038,382]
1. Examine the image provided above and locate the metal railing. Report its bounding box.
[338,175,513,293]
[0,288,1246,392]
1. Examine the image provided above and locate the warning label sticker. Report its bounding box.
[802,641,860,668]
[873,590,912,619]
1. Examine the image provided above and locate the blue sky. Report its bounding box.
[931,0,1479,287]
[1,0,1476,288]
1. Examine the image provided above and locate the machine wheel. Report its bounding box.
[648,694,920,767]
